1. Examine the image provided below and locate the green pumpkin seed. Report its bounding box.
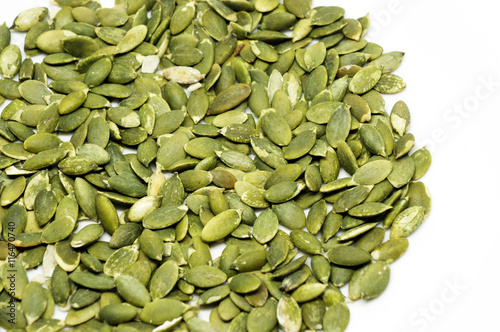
[231,248,267,271]
[94,194,119,235]
[292,282,327,303]
[98,303,138,326]
[184,265,227,288]
[202,209,242,242]
[371,238,409,263]
[65,301,101,326]
[390,100,411,136]
[37,30,77,54]
[374,73,406,94]
[290,229,323,255]
[326,103,351,148]
[71,224,104,248]
[277,294,302,332]
[139,298,187,325]
[354,227,386,252]
[228,272,261,294]
[115,273,151,307]
[387,156,415,188]
[349,65,382,94]
[149,260,178,299]
[142,204,188,229]
[0,45,22,79]
[116,25,148,54]
[252,208,279,244]
[327,246,371,267]
[390,206,425,238]
[411,146,432,180]
[349,261,390,301]
[323,303,350,332]
[12,7,49,31]
[367,51,405,73]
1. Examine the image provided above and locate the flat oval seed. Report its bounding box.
[216,150,256,172]
[84,57,112,88]
[96,194,119,235]
[229,273,261,294]
[264,181,304,204]
[411,146,432,180]
[351,160,392,185]
[359,124,386,156]
[0,45,22,79]
[139,298,187,325]
[272,201,306,230]
[142,205,188,230]
[390,100,411,136]
[374,73,406,94]
[371,238,409,263]
[99,303,137,326]
[252,208,279,244]
[12,7,49,31]
[390,206,425,238]
[334,185,372,213]
[327,246,371,266]
[18,80,53,105]
[116,25,148,54]
[37,30,76,54]
[0,176,26,206]
[290,230,323,255]
[115,274,151,307]
[246,299,277,332]
[349,65,382,94]
[304,42,327,72]
[184,265,227,288]
[283,129,316,160]
[349,262,390,301]
[58,89,88,115]
[208,84,251,115]
[277,294,302,332]
[34,189,57,226]
[387,156,416,188]
[291,283,327,303]
[326,103,351,148]
[149,260,179,299]
[348,202,392,218]
[21,281,47,325]
[260,108,292,146]
[170,1,196,35]
[367,51,405,73]
[323,303,350,332]
[202,209,242,242]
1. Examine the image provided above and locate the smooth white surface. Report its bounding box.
[1,1,500,331]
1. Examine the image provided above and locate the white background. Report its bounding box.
[1,0,500,331]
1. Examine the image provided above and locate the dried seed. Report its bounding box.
[327,246,371,266]
[323,303,350,332]
[390,206,425,238]
[184,265,227,288]
[349,262,390,300]
[277,294,302,332]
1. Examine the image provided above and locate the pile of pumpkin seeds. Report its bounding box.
[0,0,432,331]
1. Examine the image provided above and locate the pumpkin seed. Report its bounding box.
[323,303,350,332]
[277,294,302,332]
[349,262,390,300]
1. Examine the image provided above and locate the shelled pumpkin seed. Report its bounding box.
[0,0,431,331]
